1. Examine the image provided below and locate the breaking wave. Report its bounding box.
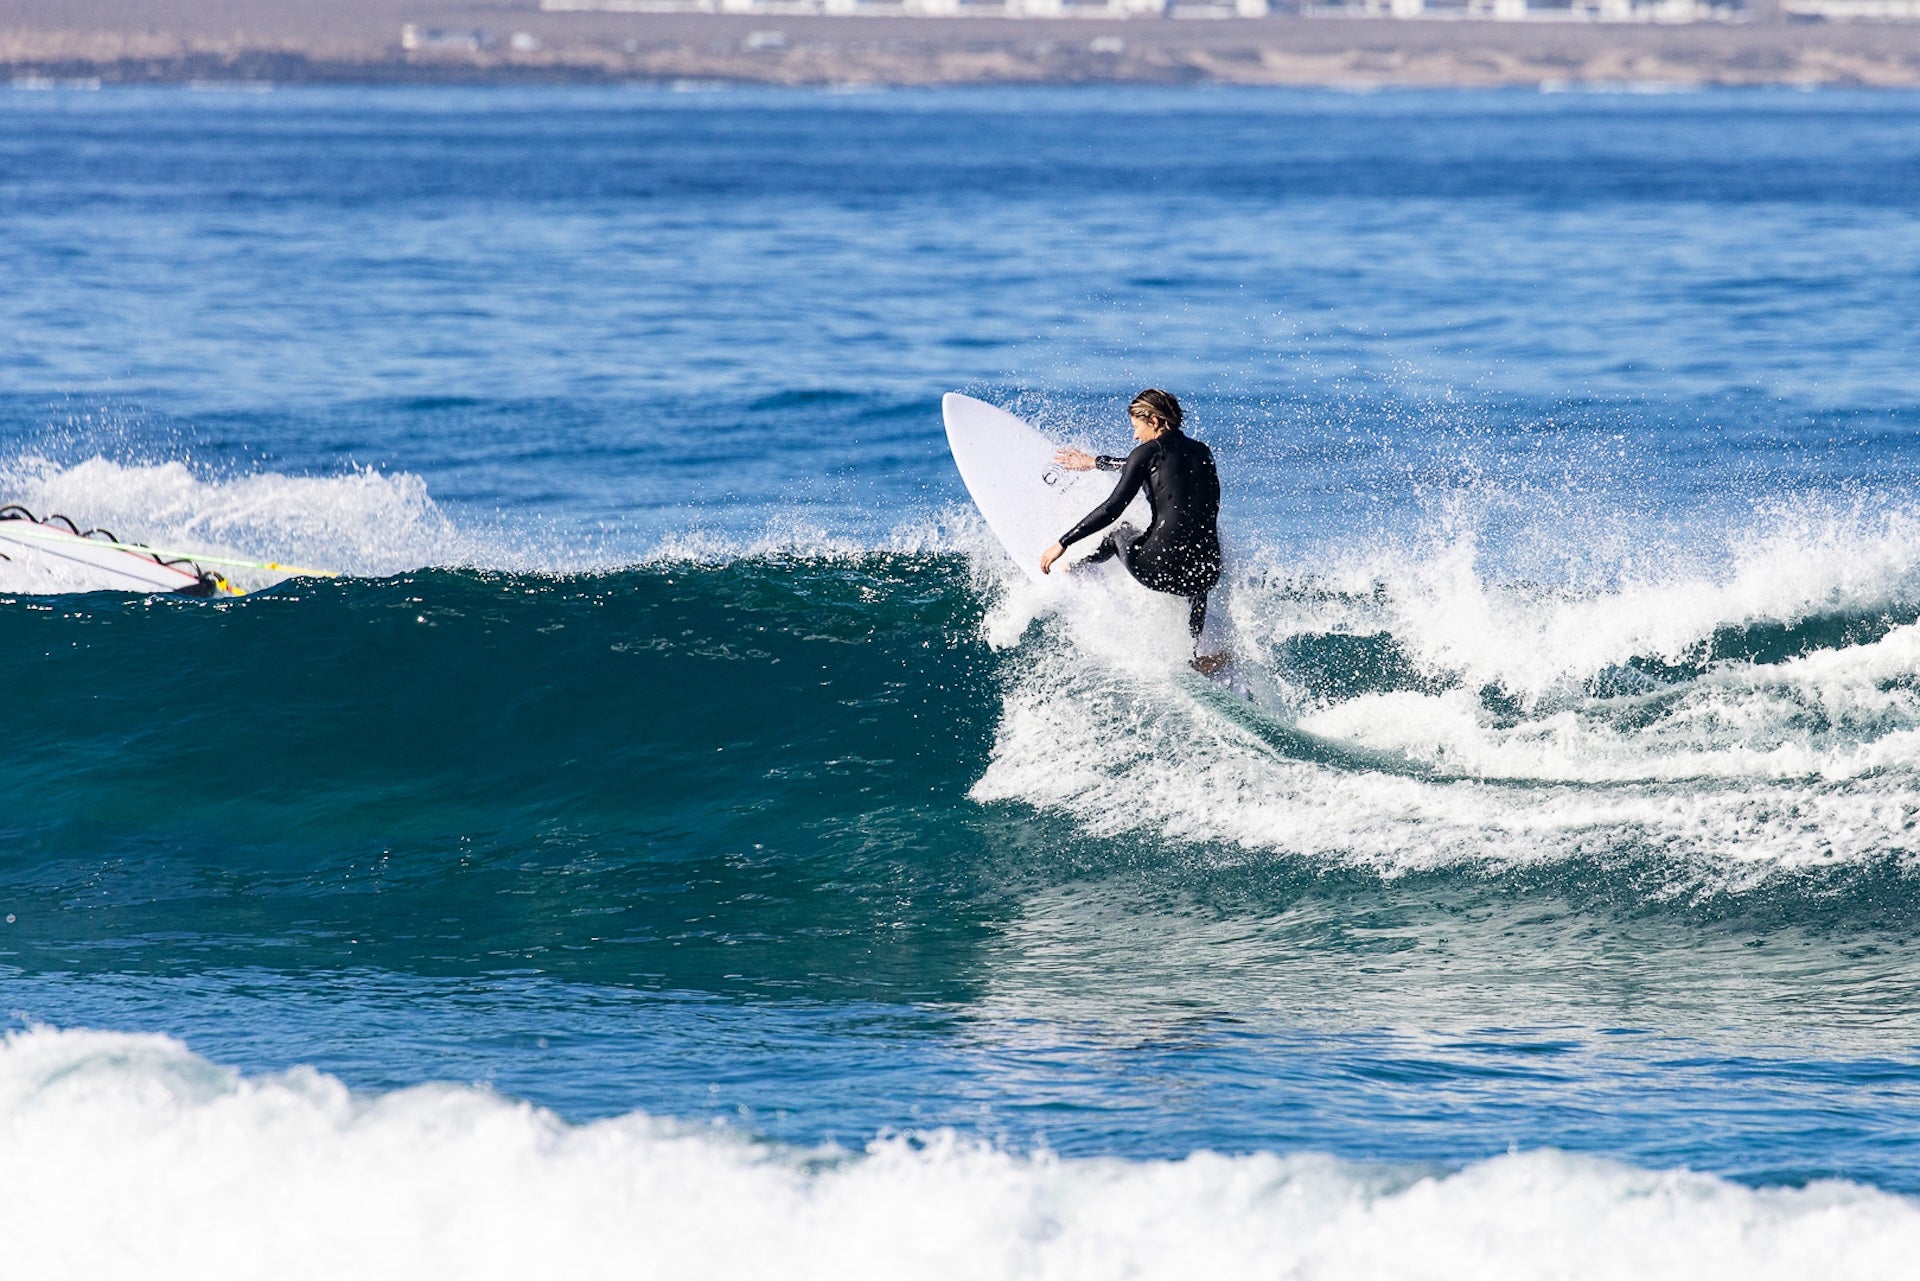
[2,1026,1913,1281]
[5,452,1920,892]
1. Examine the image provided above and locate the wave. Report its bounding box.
[0,1026,1910,1281]
[0,550,994,839]
[7,453,1920,892]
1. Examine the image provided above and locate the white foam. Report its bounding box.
[1,1026,1913,1281]
[972,498,1920,880]
[0,455,499,591]
[638,509,964,568]
[1288,500,1920,705]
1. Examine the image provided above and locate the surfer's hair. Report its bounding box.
[1129,389,1183,433]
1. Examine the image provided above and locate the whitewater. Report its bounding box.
[7,83,1920,1277]
[4,1026,1914,1281]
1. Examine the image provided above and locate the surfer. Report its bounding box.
[1039,389,1223,661]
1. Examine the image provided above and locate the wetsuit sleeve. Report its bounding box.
[1058,445,1150,551]
[1094,455,1127,471]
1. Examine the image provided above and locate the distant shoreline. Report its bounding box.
[7,5,1920,88]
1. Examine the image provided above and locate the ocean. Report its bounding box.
[4,82,1920,1276]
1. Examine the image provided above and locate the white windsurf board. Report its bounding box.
[0,517,211,594]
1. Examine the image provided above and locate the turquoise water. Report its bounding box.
[6,84,1920,1274]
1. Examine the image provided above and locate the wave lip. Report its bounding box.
[3,1026,1917,1280]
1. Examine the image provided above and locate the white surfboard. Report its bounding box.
[0,514,215,594]
[941,392,1149,584]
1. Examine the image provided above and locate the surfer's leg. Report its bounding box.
[1084,531,1125,565]
[1187,592,1208,642]
[1187,590,1234,675]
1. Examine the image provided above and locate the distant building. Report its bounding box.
[400,24,496,51]
[1324,0,1741,18]
[1785,0,1920,15]
[533,0,1797,16]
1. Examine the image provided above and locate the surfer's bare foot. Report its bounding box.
[1192,652,1231,677]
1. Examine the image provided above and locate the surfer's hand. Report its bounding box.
[1040,542,1065,575]
[1053,448,1096,472]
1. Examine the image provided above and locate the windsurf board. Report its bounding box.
[0,514,222,595]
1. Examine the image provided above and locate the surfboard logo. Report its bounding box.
[1042,468,1061,486]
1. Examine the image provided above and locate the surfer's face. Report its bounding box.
[1130,411,1165,442]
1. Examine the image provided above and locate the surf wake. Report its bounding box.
[977,497,1920,884]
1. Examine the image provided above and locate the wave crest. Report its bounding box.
[0,455,480,589]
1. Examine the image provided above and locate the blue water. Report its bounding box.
[6,83,1920,1228]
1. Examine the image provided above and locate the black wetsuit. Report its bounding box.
[1057,430,1222,641]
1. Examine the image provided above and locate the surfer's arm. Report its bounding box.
[1055,446,1150,553]
[1052,448,1128,473]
